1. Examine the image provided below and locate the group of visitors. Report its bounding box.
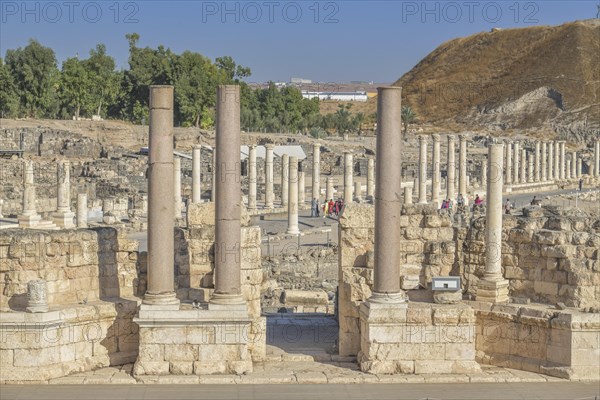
[440,193,486,213]
[311,198,344,218]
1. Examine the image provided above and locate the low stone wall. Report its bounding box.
[472,301,600,380]
[0,300,139,383]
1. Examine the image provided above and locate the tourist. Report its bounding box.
[323,199,329,217]
[579,179,583,191]
[441,199,447,209]
[329,199,335,216]
[530,196,537,206]
[474,195,483,206]
[505,199,512,215]
[315,199,320,217]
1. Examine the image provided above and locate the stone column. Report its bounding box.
[211,151,216,202]
[505,140,512,185]
[577,158,582,178]
[554,141,560,180]
[281,154,289,208]
[77,193,88,228]
[431,134,441,206]
[458,134,467,196]
[192,145,202,203]
[371,86,404,303]
[0,199,3,219]
[367,157,375,201]
[211,85,244,306]
[541,141,547,181]
[18,160,41,227]
[248,145,257,210]
[571,151,577,179]
[326,177,334,201]
[26,280,48,313]
[447,135,456,200]
[265,144,274,208]
[513,141,520,184]
[560,141,566,180]
[144,85,178,306]
[418,135,428,203]
[534,141,540,182]
[344,152,353,204]
[53,160,75,228]
[528,155,534,183]
[312,143,320,200]
[286,156,300,235]
[298,165,305,206]
[481,162,487,187]
[566,159,572,180]
[520,149,527,184]
[404,186,412,205]
[173,157,182,219]
[354,181,362,202]
[548,141,554,180]
[476,141,509,303]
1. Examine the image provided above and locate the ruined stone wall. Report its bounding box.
[461,207,600,308]
[338,203,457,356]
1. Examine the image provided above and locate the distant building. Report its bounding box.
[301,91,368,102]
[291,77,312,84]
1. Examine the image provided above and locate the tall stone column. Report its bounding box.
[312,143,320,200]
[286,156,300,235]
[18,160,41,227]
[265,144,274,208]
[53,160,75,228]
[577,158,582,178]
[431,134,441,206]
[344,152,353,204]
[505,140,512,185]
[541,141,547,181]
[520,149,527,184]
[298,164,305,205]
[248,145,257,210]
[528,156,534,183]
[371,86,404,303]
[211,151,216,202]
[76,193,88,228]
[476,141,509,303]
[144,85,178,306]
[560,141,566,180]
[534,141,541,182]
[548,141,554,180]
[481,162,487,187]
[192,145,202,203]
[326,177,334,201]
[174,157,182,219]
[211,85,244,306]
[418,135,428,203]
[281,154,289,208]
[458,134,467,196]
[554,141,560,180]
[571,151,577,179]
[513,141,520,184]
[367,157,375,201]
[447,135,456,200]
[566,159,571,180]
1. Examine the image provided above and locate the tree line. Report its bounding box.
[0,35,379,136]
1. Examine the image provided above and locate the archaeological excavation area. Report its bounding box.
[1,85,599,385]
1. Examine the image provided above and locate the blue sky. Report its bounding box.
[1,1,597,83]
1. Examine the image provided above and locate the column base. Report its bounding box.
[142,291,180,306]
[53,211,75,228]
[286,227,300,235]
[368,291,407,304]
[26,303,49,313]
[209,292,246,308]
[18,213,41,228]
[476,278,510,303]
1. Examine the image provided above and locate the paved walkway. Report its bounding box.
[1,382,598,399]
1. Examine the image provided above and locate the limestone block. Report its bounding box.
[164,344,198,361]
[170,362,194,375]
[433,291,462,304]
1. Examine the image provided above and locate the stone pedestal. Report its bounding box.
[26,279,49,313]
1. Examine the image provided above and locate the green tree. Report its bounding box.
[401,106,416,135]
[0,58,19,117]
[84,44,120,118]
[215,56,251,83]
[59,57,90,119]
[5,39,59,117]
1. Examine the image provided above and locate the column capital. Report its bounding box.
[265,143,275,149]
[418,134,428,143]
